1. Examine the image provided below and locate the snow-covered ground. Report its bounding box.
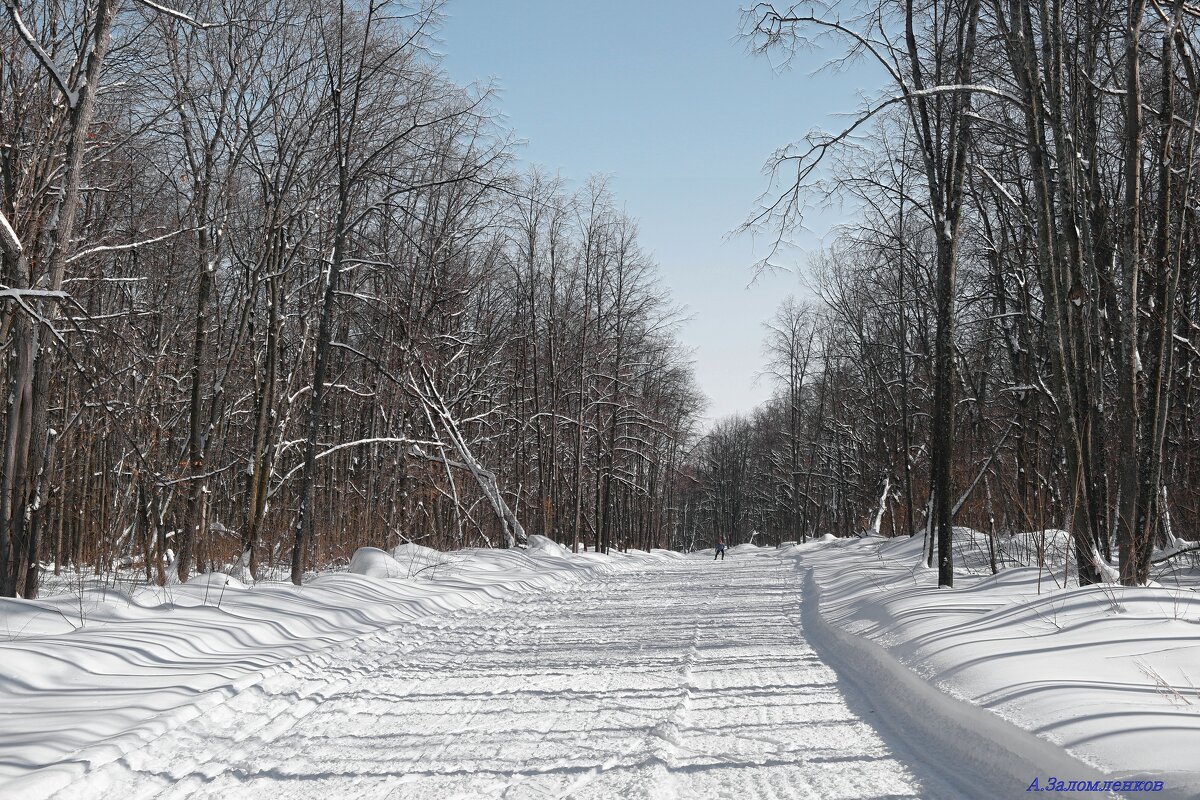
[0,538,663,798]
[3,543,966,800]
[787,533,1200,799]
[2,538,1190,799]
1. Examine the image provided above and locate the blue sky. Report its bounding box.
[437,1,878,421]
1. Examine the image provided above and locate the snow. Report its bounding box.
[0,209,22,255]
[526,533,573,557]
[800,566,1108,798]
[16,549,952,799]
[786,533,1200,798]
[0,544,666,799]
[390,540,446,569]
[2,539,1194,798]
[346,546,409,578]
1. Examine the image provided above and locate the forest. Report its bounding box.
[685,0,1200,588]
[0,0,703,596]
[5,0,1200,597]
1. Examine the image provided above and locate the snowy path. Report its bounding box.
[63,552,951,800]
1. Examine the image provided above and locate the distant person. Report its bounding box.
[714,539,726,561]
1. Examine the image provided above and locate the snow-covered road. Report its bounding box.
[65,551,951,800]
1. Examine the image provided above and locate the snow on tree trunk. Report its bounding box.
[870,477,891,536]
[417,363,526,548]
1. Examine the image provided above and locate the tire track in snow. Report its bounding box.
[539,616,702,800]
[53,600,551,800]
[54,554,947,799]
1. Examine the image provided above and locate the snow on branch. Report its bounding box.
[2,1,77,107]
[0,209,22,257]
[414,360,527,547]
[0,287,69,303]
[0,287,71,344]
[134,0,220,28]
[272,436,439,492]
[65,227,197,265]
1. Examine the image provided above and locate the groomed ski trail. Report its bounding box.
[58,552,950,800]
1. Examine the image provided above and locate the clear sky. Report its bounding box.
[437,1,877,422]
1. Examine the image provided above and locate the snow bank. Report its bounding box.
[0,542,672,800]
[800,568,1109,799]
[348,546,409,578]
[390,542,450,576]
[788,536,1200,798]
[650,548,689,559]
[526,534,572,558]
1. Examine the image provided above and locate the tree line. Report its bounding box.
[0,0,704,596]
[682,0,1200,587]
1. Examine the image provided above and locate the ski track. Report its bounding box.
[55,554,943,800]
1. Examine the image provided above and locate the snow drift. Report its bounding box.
[0,543,671,800]
[788,534,1200,798]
